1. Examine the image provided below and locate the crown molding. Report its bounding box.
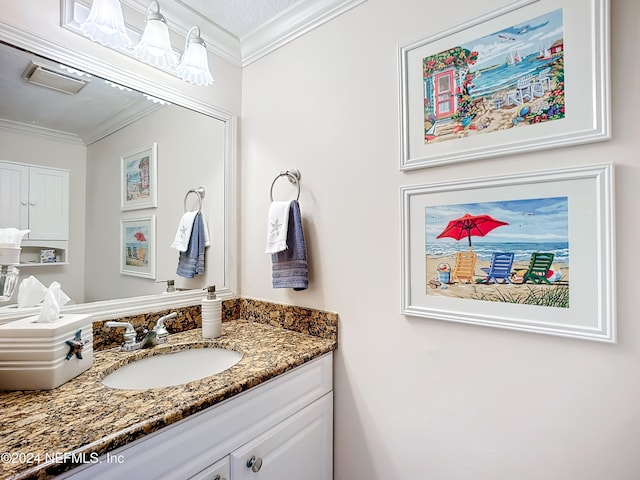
[82,98,162,145]
[0,118,83,145]
[240,0,367,66]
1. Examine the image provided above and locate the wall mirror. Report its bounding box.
[0,24,237,323]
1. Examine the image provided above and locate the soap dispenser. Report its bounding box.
[201,285,221,338]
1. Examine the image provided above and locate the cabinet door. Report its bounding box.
[230,392,333,480]
[189,455,230,480]
[0,161,28,230]
[28,166,69,240]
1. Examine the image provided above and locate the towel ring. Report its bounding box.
[270,169,301,202]
[184,186,206,212]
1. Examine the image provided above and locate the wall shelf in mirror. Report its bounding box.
[18,241,69,266]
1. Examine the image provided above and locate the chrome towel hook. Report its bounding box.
[184,186,206,212]
[270,169,301,202]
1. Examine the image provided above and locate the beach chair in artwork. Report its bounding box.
[531,67,553,98]
[522,252,555,284]
[504,88,523,106]
[452,251,477,284]
[480,252,515,284]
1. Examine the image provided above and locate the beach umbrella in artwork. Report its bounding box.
[436,213,509,250]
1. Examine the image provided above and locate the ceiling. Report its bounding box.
[184,0,304,39]
[120,0,367,65]
[0,0,366,144]
[0,41,163,145]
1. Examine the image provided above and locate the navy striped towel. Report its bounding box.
[177,212,205,278]
[271,200,308,290]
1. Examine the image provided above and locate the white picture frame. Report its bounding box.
[120,216,156,279]
[121,143,158,211]
[398,0,610,170]
[401,163,615,342]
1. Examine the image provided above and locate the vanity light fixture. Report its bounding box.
[132,1,178,69]
[176,26,214,86]
[79,0,132,50]
[76,0,214,86]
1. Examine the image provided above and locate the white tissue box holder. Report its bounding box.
[0,313,93,390]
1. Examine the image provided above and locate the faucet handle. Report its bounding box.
[153,312,178,342]
[105,321,137,346]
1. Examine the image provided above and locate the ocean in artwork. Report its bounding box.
[425,196,570,307]
[422,8,565,142]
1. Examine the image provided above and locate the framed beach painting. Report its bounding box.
[398,0,610,170]
[401,163,615,342]
[121,143,158,210]
[120,216,156,279]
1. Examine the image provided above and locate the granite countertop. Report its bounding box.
[0,320,336,480]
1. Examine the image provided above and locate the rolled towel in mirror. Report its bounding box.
[171,211,198,252]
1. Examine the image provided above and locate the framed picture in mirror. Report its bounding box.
[120,216,156,279]
[121,143,158,211]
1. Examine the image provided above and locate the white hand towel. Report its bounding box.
[265,201,291,254]
[171,211,198,252]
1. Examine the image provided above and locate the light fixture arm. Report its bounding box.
[184,26,206,49]
[145,1,164,22]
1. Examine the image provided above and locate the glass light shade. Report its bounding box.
[132,1,178,69]
[177,32,214,86]
[80,0,132,49]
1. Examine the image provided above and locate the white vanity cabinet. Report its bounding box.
[0,160,69,264]
[60,353,333,480]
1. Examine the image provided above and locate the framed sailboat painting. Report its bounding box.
[398,0,610,170]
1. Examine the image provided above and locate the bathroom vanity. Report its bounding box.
[0,319,336,479]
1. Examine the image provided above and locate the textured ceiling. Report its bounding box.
[181,0,302,39]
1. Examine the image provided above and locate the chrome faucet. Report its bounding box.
[152,312,178,345]
[106,312,178,351]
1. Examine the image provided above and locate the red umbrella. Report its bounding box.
[436,213,508,249]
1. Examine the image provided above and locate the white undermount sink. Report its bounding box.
[101,348,242,390]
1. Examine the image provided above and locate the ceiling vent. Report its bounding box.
[22,61,88,95]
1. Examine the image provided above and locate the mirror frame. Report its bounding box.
[0,21,238,322]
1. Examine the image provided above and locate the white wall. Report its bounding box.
[0,130,86,302]
[240,0,640,478]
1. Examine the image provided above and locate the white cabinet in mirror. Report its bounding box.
[0,22,237,323]
[0,160,70,266]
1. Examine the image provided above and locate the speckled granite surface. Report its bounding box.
[238,298,338,340]
[0,316,337,480]
[91,298,337,351]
